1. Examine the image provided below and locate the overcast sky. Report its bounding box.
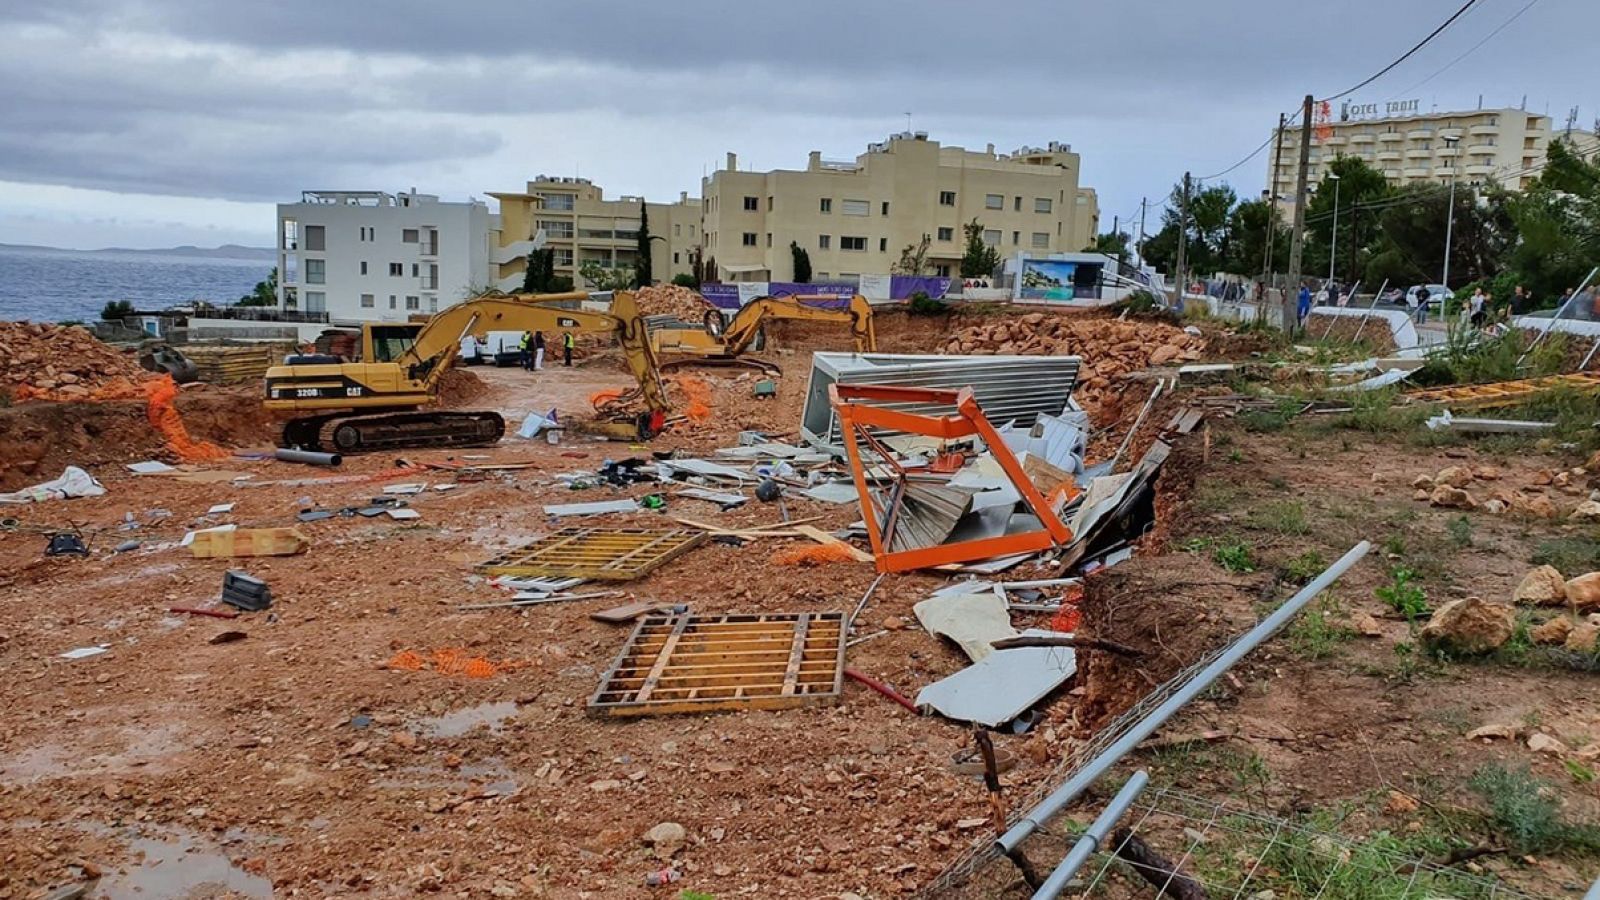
[1,0,1594,249]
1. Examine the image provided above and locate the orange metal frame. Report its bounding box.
[828,383,1076,573]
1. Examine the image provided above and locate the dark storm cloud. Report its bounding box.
[1,0,1594,214]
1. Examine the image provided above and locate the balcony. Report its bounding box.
[1322,134,1347,146]
[1382,169,1402,179]
[1437,128,1463,141]
[1348,133,1375,144]
[1406,128,1434,141]
[1405,147,1432,159]
[1376,132,1403,143]
[1436,146,1460,158]
[1468,141,1496,152]
[1469,123,1499,136]
[1465,163,1496,176]
[1403,167,1431,179]
[418,240,438,256]
[419,275,439,290]
[1376,149,1403,162]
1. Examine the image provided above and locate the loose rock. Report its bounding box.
[1419,597,1515,654]
[1514,566,1568,606]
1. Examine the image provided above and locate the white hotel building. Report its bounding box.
[275,190,493,325]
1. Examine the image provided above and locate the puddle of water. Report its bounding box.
[0,723,187,784]
[419,701,518,737]
[90,827,274,900]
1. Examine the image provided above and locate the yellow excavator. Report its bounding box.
[264,291,669,452]
[650,293,876,373]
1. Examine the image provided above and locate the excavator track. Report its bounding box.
[659,356,783,377]
[281,411,505,453]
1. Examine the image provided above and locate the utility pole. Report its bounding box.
[1110,215,1120,264]
[1174,172,1191,309]
[1286,94,1314,332]
[1136,198,1147,265]
[1263,112,1286,284]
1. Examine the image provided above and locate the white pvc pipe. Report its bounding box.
[1032,770,1151,899]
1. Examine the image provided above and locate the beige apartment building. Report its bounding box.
[701,133,1099,282]
[1266,105,1590,213]
[488,178,702,291]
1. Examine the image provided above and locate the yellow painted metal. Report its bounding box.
[474,527,705,581]
[1404,372,1600,409]
[588,612,846,717]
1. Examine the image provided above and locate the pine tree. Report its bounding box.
[960,219,1001,279]
[635,201,652,288]
[790,241,812,283]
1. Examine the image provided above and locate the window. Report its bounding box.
[304,225,325,251]
[554,249,573,266]
[985,194,1003,210]
[542,193,574,210]
[742,232,758,246]
[841,236,866,251]
[1012,231,1020,245]
[934,264,951,277]
[360,293,375,308]
[881,201,890,216]
[304,291,325,313]
[819,235,831,249]
[1032,232,1050,249]
[1013,196,1021,211]
[767,196,774,211]
[841,199,870,217]
[388,295,397,309]
[411,263,419,277]
[389,262,403,277]
[674,224,681,236]
[305,258,325,284]
[766,233,772,247]
[743,196,758,211]
[820,198,833,213]
[428,296,438,313]
[360,261,368,275]
[982,229,1000,246]
[939,190,956,206]
[402,228,419,243]
[879,237,887,252]
[1034,197,1053,213]
[405,295,420,310]
[673,252,680,264]
[937,227,954,241]
[538,220,574,238]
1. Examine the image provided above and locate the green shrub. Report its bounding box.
[671,273,699,288]
[907,291,948,316]
[1469,764,1600,854]
[1376,567,1428,619]
[1213,540,1256,573]
[100,299,135,321]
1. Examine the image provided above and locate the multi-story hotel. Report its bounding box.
[488,178,702,291]
[1267,104,1597,212]
[700,133,1099,283]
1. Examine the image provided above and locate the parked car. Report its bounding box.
[1405,284,1452,313]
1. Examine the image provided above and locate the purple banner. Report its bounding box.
[699,281,858,310]
[890,276,951,299]
[700,283,740,308]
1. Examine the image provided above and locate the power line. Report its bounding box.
[1386,0,1544,100]
[1195,109,1303,182]
[1316,0,1483,102]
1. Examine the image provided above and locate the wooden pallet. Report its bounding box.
[588,612,846,717]
[474,527,705,581]
[1404,372,1600,409]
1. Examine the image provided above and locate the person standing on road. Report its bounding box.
[1413,286,1430,325]
[533,330,546,371]
[519,330,533,370]
[562,330,575,367]
[1468,288,1486,328]
[1512,285,1531,315]
[1297,283,1312,326]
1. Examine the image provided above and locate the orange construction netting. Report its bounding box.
[386,648,532,679]
[143,375,230,462]
[670,375,712,422]
[771,542,857,566]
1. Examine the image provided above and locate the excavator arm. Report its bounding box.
[713,294,877,356]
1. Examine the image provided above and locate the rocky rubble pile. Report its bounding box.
[1411,461,1600,520]
[635,285,713,321]
[939,313,1205,423]
[1304,314,1399,354]
[0,321,147,399]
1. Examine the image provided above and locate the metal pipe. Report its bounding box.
[997,540,1370,855]
[1032,770,1151,900]
[1317,280,1361,341]
[1349,279,1390,345]
[1107,382,1162,474]
[274,448,342,467]
[1519,266,1598,368]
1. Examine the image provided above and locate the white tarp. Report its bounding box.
[913,589,1017,663]
[0,466,106,504]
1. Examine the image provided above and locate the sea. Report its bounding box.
[0,245,273,323]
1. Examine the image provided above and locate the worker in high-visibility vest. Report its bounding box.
[562,331,574,367]
[518,331,533,371]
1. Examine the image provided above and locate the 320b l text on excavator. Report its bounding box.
[264,291,669,453]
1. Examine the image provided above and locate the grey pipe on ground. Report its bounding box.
[998,541,1370,858]
[274,448,342,467]
[1031,769,1150,900]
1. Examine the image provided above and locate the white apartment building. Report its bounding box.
[1267,104,1596,213]
[276,190,493,324]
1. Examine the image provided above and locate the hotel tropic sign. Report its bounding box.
[1339,99,1421,121]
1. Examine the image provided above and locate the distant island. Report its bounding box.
[0,242,275,261]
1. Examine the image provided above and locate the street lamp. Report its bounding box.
[1441,136,1459,290]
[1327,173,1341,288]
